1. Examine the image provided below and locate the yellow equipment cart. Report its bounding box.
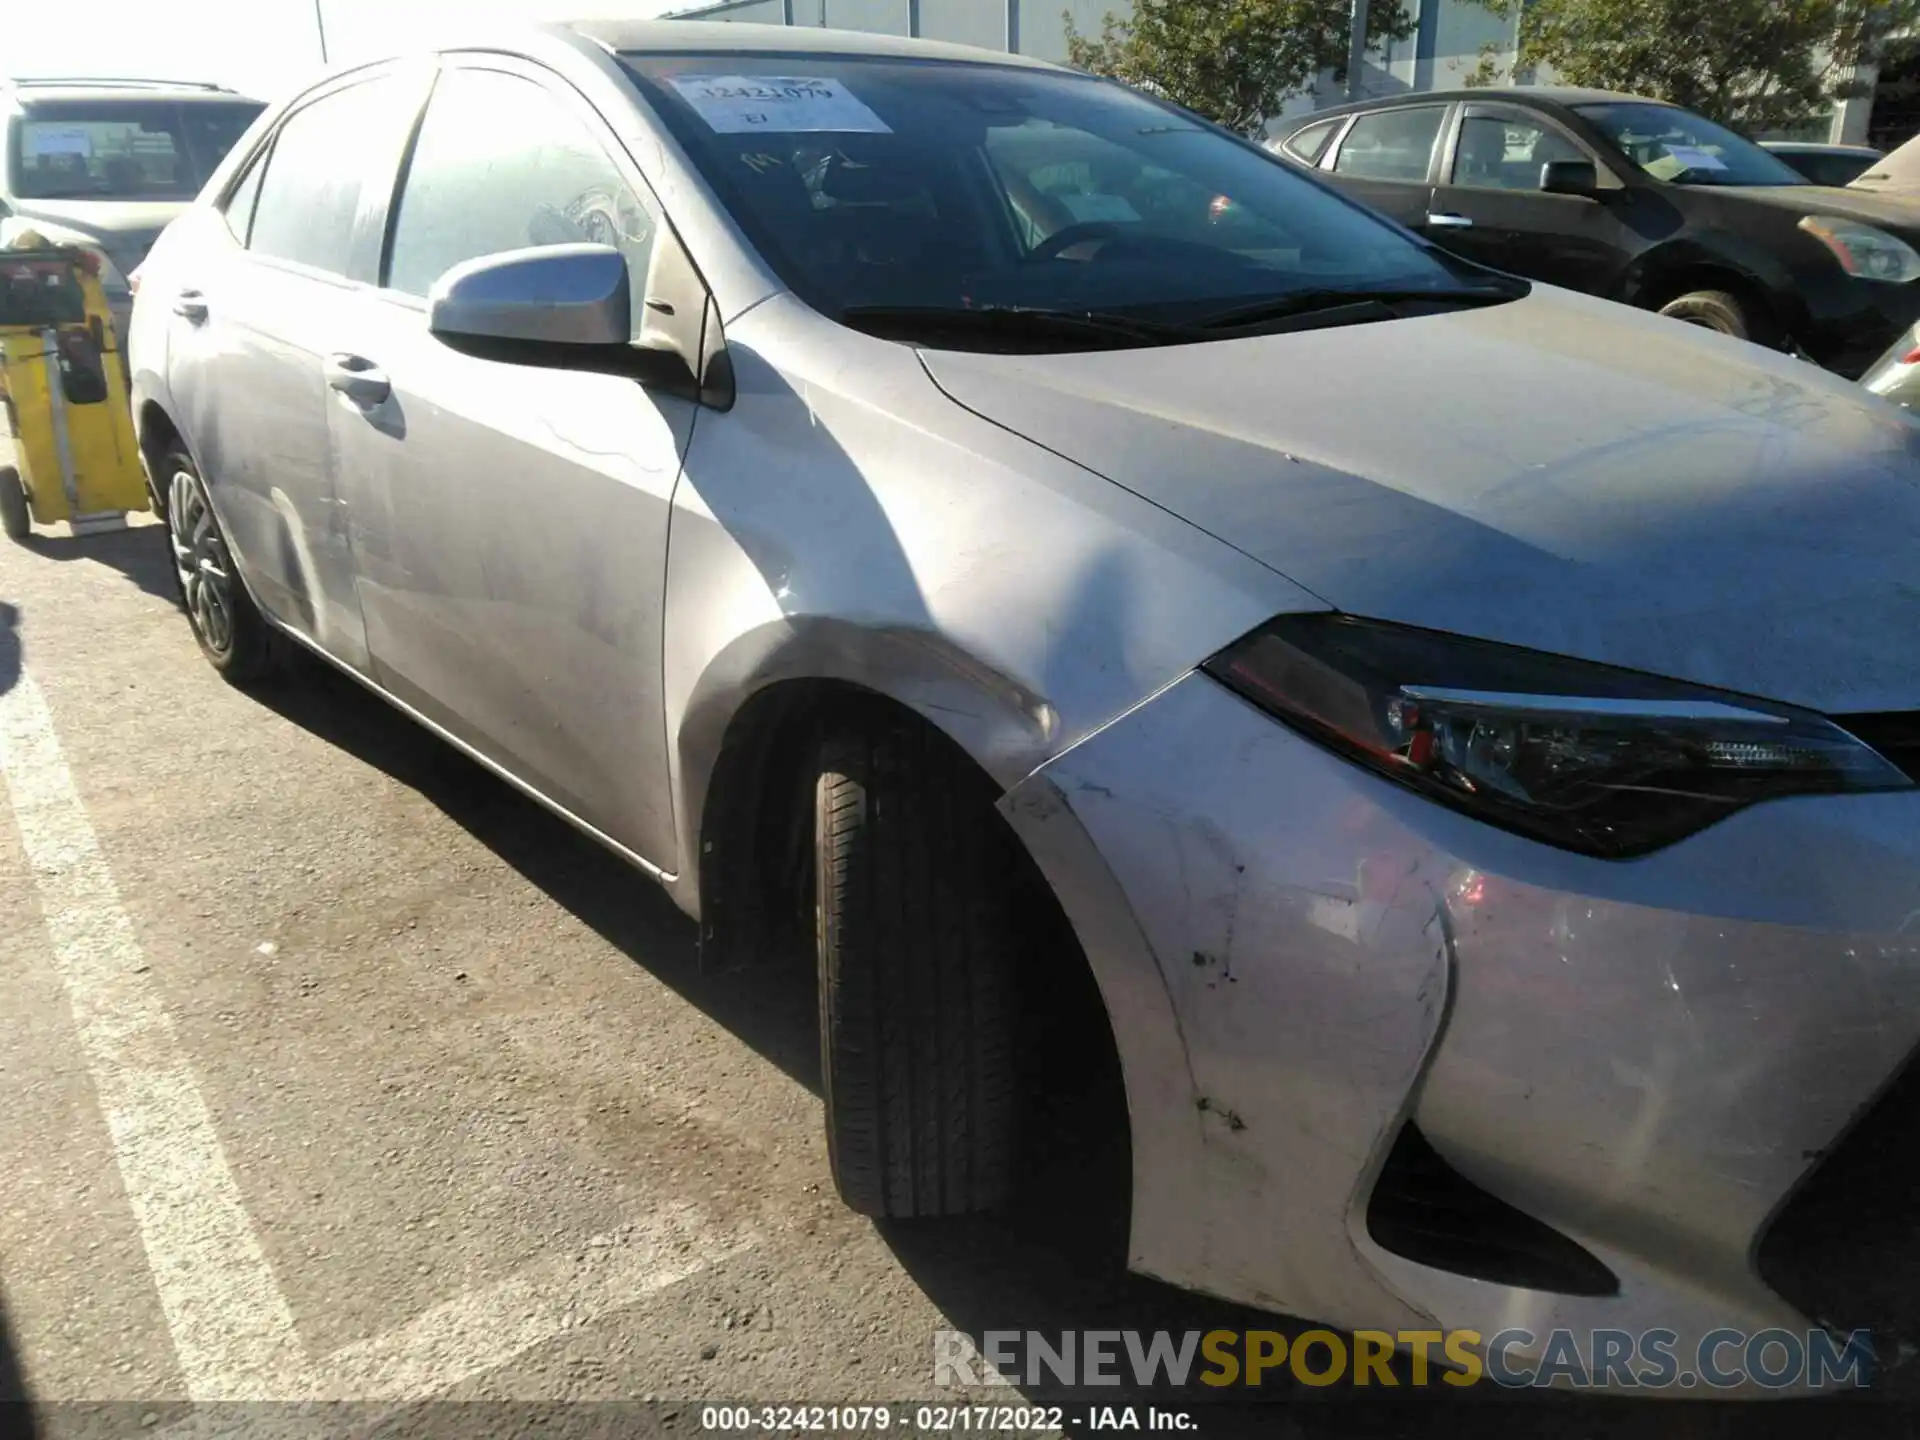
[0,237,150,540]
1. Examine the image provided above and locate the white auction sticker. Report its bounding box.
[1661,144,1728,172]
[670,75,892,134]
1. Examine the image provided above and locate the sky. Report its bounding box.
[8,0,687,102]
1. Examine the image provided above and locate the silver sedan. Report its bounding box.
[128,17,1920,1394]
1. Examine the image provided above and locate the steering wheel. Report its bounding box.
[1028,221,1127,261]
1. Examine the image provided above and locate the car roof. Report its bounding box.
[1285,85,1660,126]
[557,16,1059,70]
[3,78,260,105]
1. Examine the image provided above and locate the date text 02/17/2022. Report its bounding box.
[697,1405,1197,1432]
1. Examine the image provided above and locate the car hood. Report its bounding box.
[1710,181,1920,233]
[1,198,183,277]
[918,287,1920,715]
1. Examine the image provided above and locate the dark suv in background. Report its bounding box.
[1,78,266,337]
[1270,88,1920,376]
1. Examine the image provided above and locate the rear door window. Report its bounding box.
[385,66,657,328]
[248,78,402,278]
[1285,117,1342,166]
[1332,106,1447,183]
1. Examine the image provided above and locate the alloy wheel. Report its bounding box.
[167,468,235,657]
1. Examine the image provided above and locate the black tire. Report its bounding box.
[159,449,280,684]
[814,704,1020,1217]
[1657,289,1769,343]
[0,467,28,542]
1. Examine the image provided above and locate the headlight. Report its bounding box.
[1799,216,1920,283]
[1203,615,1912,858]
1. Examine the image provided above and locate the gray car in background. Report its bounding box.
[1761,139,1884,187]
[129,18,1920,1393]
[0,78,265,336]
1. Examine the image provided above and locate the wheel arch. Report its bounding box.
[668,615,1065,928]
[685,654,1146,1227]
[1616,240,1803,341]
[135,399,188,516]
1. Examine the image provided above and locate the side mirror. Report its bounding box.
[1540,159,1599,197]
[428,243,695,389]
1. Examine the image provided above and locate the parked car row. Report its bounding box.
[121,18,1920,1395]
[1267,88,1920,377]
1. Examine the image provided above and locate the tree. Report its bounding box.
[1467,0,1920,133]
[1065,0,1416,135]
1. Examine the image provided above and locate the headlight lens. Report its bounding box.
[1799,216,1920,283]
[1204,615,1912,858]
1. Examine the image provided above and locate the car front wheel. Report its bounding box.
[163,450,280,683]
[1657,289,1763,341]
[813,703,1020,1218]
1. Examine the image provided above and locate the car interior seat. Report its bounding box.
[1457,122,1509,187]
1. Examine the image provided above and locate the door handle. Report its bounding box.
[325,353,391,407]
[173,289,209,323]
[1426,212,1475,229]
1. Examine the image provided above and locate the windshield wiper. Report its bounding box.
[839,304,1202,348]
[1197,284,1524,332]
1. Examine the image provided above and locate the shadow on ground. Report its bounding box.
[17,524,177,607]
[0,601,19,698]
[249,657,1895,1440]
[0,1286,36,1439]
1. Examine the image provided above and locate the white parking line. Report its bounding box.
[2,661,768,1408]
[0,670,314,1400]
[319,1200,762,1400]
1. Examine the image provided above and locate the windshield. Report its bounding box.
[11,100,265,201]
[622,54,1493,340]
[1574,102,1804,187]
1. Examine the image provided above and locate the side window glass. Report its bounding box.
[1453,114,1586,191]
[386,67,657,334]
[249,79,399,275]
[223,147,267,244]
[1332,107,1447,183]
[1286,118,1341,166]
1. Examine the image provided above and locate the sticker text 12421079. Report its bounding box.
[668,75,892,134]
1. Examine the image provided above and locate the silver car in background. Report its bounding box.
[1,78,266,340]
[129,19,1920,1392]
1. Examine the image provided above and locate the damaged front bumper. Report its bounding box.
[998,669,1920,1395]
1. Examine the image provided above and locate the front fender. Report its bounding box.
[656,296,1318,917]
[1616,233,1811,333]
[997,672,1451,1326]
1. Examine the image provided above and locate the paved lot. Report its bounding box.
[0,517,1297,1436]
[0,517,1849,1440]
